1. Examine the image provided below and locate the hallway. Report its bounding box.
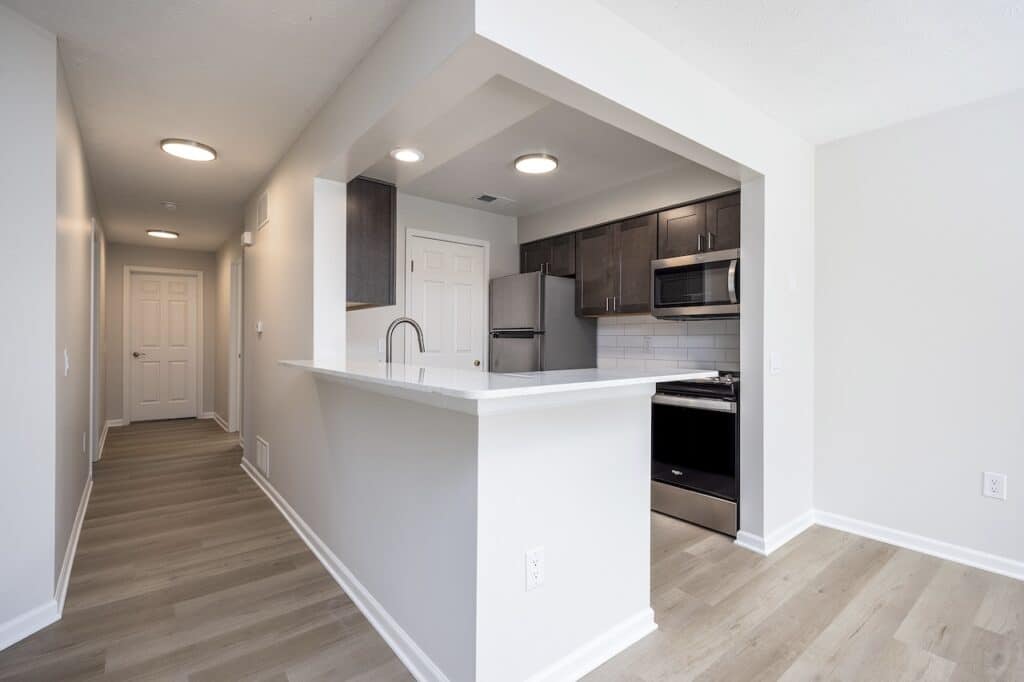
[0,419,408,681]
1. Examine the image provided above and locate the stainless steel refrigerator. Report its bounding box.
[489,272,596,372]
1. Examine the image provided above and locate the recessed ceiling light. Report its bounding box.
[147,229,179,239]
[160,138,216,161]
[389,147,424,163]
[515,153,558,174]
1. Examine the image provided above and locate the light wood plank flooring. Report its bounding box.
[586,513,1024,681]
[2,419,1020,680]
[0,419,410,681]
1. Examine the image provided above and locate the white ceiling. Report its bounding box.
[3,0,409,250]
[366,101,706,217]
[599,0,1024,144]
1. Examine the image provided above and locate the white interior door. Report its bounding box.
[407,234,485,370]
[129,272,198,421]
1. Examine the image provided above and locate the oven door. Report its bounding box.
[650,249,739,318]
[651,393,738,536]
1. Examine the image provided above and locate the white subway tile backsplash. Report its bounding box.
[679,335,717,348]
[596,315,739,373]
[648,335,678,348]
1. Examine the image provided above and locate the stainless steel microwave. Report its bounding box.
[650,249,739,319]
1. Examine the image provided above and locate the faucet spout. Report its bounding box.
[385,317,426,364]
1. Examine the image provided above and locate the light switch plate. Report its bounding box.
[525,546,545,591]
[64,347,70,376]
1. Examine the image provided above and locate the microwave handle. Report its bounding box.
[727,260,739,304]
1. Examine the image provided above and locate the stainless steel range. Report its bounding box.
[651,371,739,536]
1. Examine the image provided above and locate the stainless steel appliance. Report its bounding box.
[650,249,739,319]
[489,272,596,372]
[651,372,739,536]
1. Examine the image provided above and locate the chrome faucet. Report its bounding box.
[385,317,426,363]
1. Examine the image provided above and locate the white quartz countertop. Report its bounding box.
[282,359,717,400]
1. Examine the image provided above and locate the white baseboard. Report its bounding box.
[816,510,1024,582]
[56,478,92,612]
[734,509,815,556]
[96,422,109,461]
[105,418,125,428]
[240,459,449,681]
[734,531,767,555]
[199,411,217,421]
[210,412,230,432]
[525,608,656,682]
[0,600,59,652]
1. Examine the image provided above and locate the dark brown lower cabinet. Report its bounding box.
[347,177,396,310]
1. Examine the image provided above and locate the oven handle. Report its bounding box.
[727,259,739,305]
[653,394,737,413]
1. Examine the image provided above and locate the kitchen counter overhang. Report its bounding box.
[282,359,716,414]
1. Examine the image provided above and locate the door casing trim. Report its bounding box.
[122,265,204,425]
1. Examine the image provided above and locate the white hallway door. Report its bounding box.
[407,234,486,370]
[129,272,199,421]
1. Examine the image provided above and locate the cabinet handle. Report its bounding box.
[612,296,618,311]
[707,232,715,251]
[605,297,610,312]
[697,234,704,252]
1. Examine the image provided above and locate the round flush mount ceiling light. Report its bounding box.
[160,138,217,161]
[389,147,424,163]
[147,229,179,239]
[514,153,558,174]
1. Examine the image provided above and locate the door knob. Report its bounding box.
[473,360,481,367]
[132,351,146,358]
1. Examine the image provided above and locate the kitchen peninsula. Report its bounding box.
[282,359,715,681]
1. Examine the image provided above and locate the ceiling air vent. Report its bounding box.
[475,194,498,203]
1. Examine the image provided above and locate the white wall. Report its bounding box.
[518,165,738,243]
[347,192,518,364]
[215,236,243,423]
[0,6,58,636]
[815,90,1024,565]
[104,244,218,421]
[93,227,108,455]
[55,55,99,577]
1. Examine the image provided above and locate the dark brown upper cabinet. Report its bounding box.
[705,192,741,251]
[575,214,657,316]
[615,214,657,313]
[575,224,616,316]
[519,233,576,277]
[658,202,706,258]
[347,177,396,310]
[657,191,741,258]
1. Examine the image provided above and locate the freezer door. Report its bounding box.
[489,332,542,372]
[489,272,543,331]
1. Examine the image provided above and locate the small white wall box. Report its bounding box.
[241,231,254,247]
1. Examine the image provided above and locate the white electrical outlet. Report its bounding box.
[983,472,1007,500]
[256,436,270,476]
[378,338,386,354]
[525,546,545,591]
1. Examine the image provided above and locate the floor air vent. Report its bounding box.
[475,194,497,203]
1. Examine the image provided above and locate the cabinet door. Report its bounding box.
[347,177,396,308]
[658,202,706,258]
[548,233,576,276]
[520,240,550,273]
[575,225,615,316]
[706,192,741,251]
[615,214,657,313]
